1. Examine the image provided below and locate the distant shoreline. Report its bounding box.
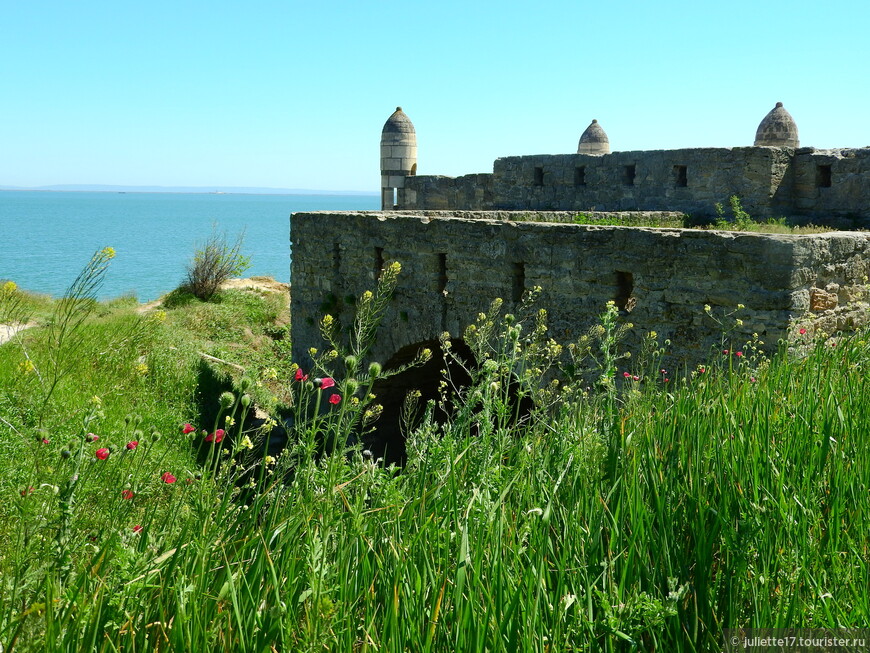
[0,186,379,197]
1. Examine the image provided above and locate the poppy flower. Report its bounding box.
[122,489,134,500]
[182,423,196,434]
[86,433,99,442]
[161,472,177,484]
[328,394,342,405]
[205,429,225,443]
[622,372,630,378]
[95,448,110,460]
[799,327,807,335]
[294,368,308,382]
[319,377,335,389]
[126,441,138,450]
[132,525,143,533]
[20,486,34,496]
[735,351,743,358]
[41,438,50,445]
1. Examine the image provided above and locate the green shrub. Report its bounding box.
[184,228,250,301]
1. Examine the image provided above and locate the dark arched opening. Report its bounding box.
[364,339,474,466]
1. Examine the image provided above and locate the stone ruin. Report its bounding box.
[290,105,870,455]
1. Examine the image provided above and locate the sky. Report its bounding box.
[2,0,869,192]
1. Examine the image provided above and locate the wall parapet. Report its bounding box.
[396,147,870,226]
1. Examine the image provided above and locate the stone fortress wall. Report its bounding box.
[391,103,870,223]
[290,104,870,375]
[404,147,870,222]
[291,211,870,375]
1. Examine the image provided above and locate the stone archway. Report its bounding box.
[364,338,474,466]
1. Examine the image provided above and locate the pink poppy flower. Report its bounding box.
[86,433,99,442]
[799,327,807,335]
[735,351,743,358]
[328,394,342,405]
[205,429,225,443]
[319,377,335,389]
[126,441,138,450]
[161,472,177,484]
[41,438,50,445]
[723,349,729,355]
[294,368,308,382]
[182,423,196,434]
[622,372,630,378]
[122,489,134,500]
[95,448,110,460]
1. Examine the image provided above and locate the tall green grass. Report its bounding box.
[1,262,868,651]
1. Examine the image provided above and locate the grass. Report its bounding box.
[570,196,835,234]
[0,260,868,651]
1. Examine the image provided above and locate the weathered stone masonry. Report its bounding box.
[403,147,870,223]
[292,104,870,375]
[291,211,870,373]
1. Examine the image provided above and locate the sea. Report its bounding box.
[0,190,379,301]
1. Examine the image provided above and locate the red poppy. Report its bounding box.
[320,377,335,389]
[735,351,743,357]
[723,349,729,355]
[126,441,138,450]
[95,448,110,460]
[294,368,308,382]
[799,327,807,335]
[622,372,630,378]
[122,489,134,500]
[41,438,50,445]
[328,394,342,405]
[205,429,225,443]
[161,472,177,484]
[182,423,196,434]
[132,524,143,533]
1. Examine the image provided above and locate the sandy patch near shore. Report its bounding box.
[0,323,35,346]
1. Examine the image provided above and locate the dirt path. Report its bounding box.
[0,323,35,346]
[136,276,290,314]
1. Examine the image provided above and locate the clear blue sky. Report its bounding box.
[3,0,869,192]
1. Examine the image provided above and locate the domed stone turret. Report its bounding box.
[577,119,610,155]
[754,102,799,148]
[380,107,417,209]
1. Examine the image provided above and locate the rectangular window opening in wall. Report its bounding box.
[437,253,448,293]
[533,167,544,187]
[614,270,634,312]
[332,242,341,275]
[392,188,398,207]
[674,165,688,188]
[374,247,384,280]
[622,164,636,186]
[817,164,832,188]
[512,262,525,303]
[574,166,586,186]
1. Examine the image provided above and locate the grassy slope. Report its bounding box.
[0,282,867,652]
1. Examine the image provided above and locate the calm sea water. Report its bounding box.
[0,191,379,301]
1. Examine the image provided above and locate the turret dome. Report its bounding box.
[754,102,799,148]
[382,106,415,135]
[577,119,610,155]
